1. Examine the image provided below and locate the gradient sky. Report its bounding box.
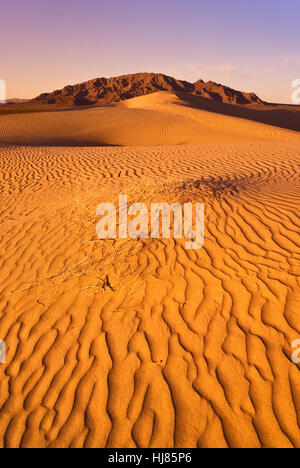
[1,0,300,103]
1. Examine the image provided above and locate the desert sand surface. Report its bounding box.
[0,131,299,447]
[0,92,300,147]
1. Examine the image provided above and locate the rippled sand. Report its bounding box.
[0,138,299,448]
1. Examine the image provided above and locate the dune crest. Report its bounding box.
[0,92,300,147]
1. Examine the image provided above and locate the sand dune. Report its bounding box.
[0,92,300,147]
[0,139,299,448]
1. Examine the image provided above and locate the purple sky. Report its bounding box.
[1,0,300,103]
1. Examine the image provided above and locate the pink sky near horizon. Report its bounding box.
[1,0,300,103]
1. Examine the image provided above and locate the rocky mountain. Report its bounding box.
[32,73,265,107]
[193,79,263,105]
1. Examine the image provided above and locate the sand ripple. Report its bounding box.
[0,142,299,447]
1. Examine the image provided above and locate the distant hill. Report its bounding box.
[0,98,29,105]
[31,73,265,107]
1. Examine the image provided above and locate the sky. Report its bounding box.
[1,0,300,103]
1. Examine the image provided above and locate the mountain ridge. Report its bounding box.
[32,72,265,107]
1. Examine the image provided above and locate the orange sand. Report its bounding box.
[0,92,299,146]
[0,94,299,448]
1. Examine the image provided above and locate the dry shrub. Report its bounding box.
[11,175,232,305]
